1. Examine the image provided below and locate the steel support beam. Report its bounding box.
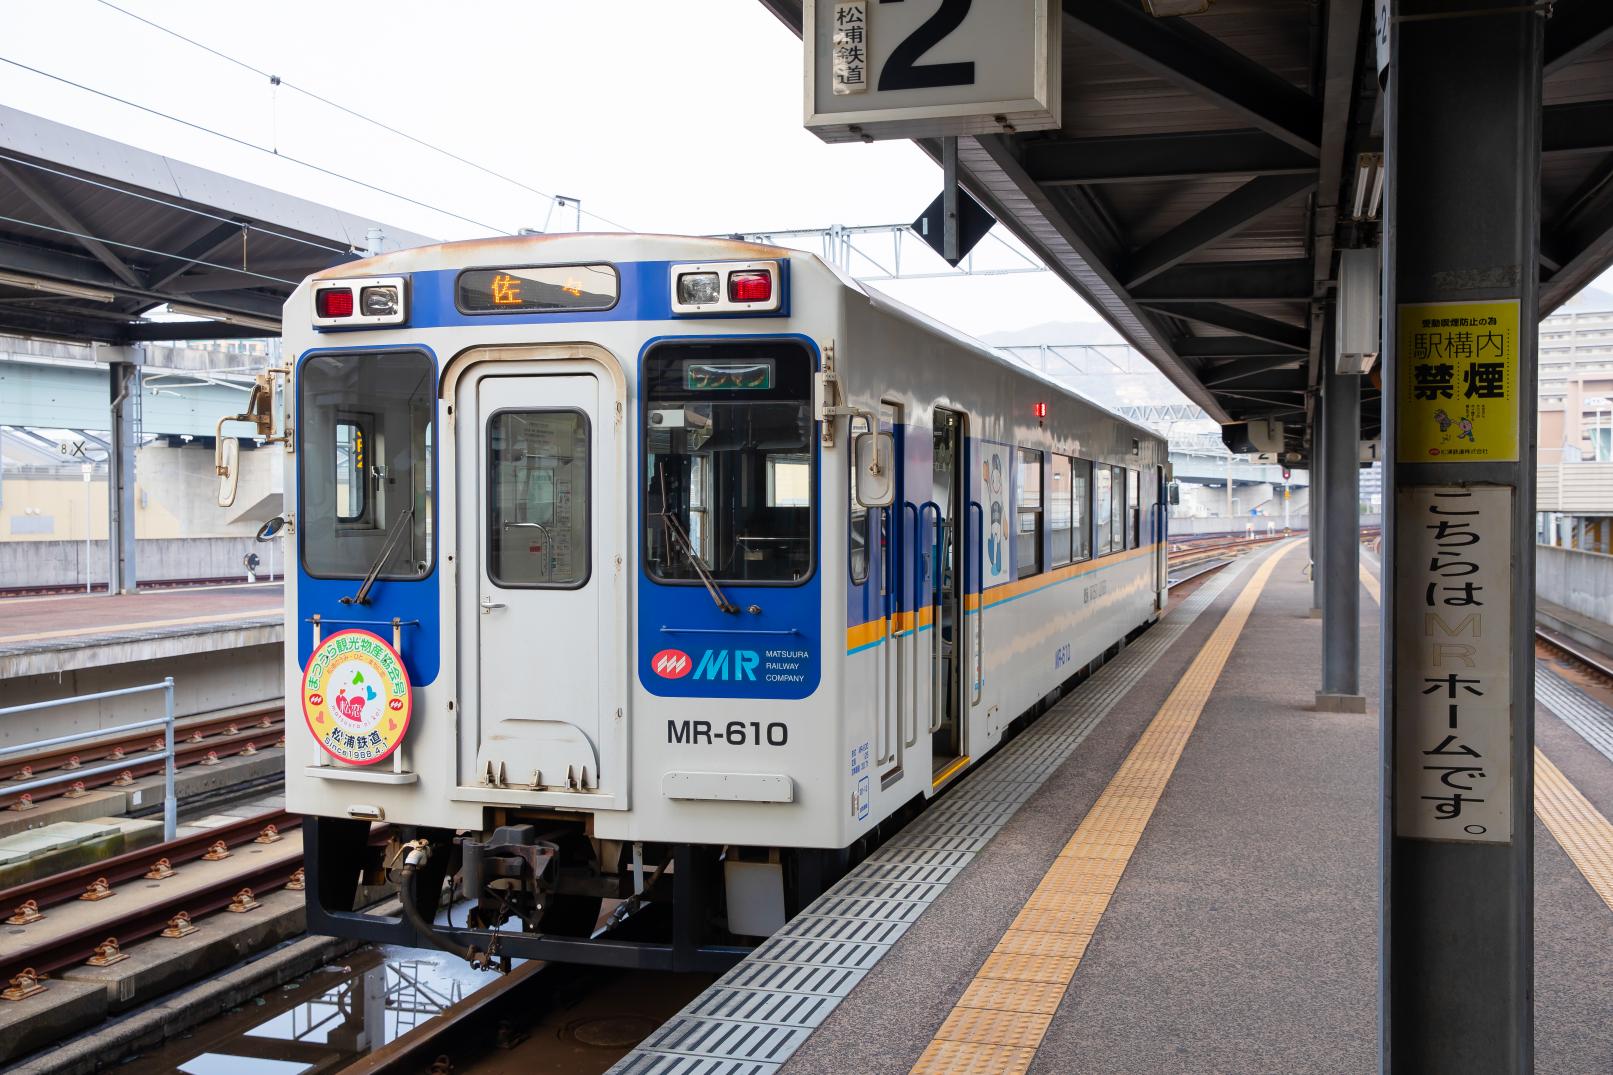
[1544,0,1613,76]
[1383,3,1539,1071]
[1024,130,1318,185]
[1132,259,1314,302]
[1125,174,1317,287]
[147,220,245,291]
[1144,302,1309,351]
[1173,336,1302,360]
[1201,354,1307,386]
[1311,398,1325,615]
[1317,352,1363,708]
[1062,0,1322,155]
[0,162,145,289]
[107,361,138,594]
[1540,100,1613,154]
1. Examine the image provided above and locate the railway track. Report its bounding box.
[0,809,307,986]
[1,708,285,811]
[1536,623,1613,682]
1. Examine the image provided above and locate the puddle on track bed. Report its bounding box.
[117,944,513,1074]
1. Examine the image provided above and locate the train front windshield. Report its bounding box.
[298,350,434,579]
[643,341,814,585]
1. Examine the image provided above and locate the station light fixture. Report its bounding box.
[0,269,116,303]
[165,303,282,333]
[311,276,408,329]
[670,261,783,316]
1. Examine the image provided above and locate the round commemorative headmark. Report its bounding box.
[301,629,413,765]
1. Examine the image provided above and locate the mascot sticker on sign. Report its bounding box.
[301,629,413,765]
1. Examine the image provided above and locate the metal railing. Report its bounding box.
[0,678,176,840]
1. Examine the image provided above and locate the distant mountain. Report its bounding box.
[1562,285,1613,310]
[980,320,1126,348]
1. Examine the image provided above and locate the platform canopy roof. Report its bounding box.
[0,105,436,345]
[760,0,1613,456]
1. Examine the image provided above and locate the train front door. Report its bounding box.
[459,361,618,794]
[930,407,967,781]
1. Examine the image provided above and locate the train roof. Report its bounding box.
[312,232,1162,446]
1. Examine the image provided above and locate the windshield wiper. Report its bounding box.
[656,464,737,614]
[342,504,414,606]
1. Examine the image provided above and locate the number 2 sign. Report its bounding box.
[805,0,1060,143]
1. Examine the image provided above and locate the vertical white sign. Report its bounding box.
[831,2,869,95]
[979,443,1010,588]
[1394,484,1513,843]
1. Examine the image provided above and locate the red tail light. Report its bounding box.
[728,271,772,304]
[316,288,354,318]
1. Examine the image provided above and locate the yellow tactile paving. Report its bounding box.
[957,978,1068,1016]
[1534,748,1613,913]
[1360,556,1613,912]
[909,542,1299,1075]
[910,1039,1039,1075]
[1359,561,1381,603]
[933,1007,1055,1049]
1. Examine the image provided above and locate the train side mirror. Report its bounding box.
[216,437,241,508]
[854,431,896,508]
[1168,481,1181,506]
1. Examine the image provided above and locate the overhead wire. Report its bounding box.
[0,55,512,237]
[86,0,634,232]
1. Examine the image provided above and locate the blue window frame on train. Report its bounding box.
[642,340,816,586]
[1016,447,1043,578]
[1095,465,1112,555]
[1072,458,1092,562]
[298,350,434,580]
[1110,465,1127,554]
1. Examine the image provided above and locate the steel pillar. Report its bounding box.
[1382,2,1540,1071]
[1318,355,1363,710]
[107,361,138,594]
[1311,398,1325,616]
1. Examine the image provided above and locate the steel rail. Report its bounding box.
[0,723,285,809]
[0,809,300,915]
[0,709,282,782]
[0,854,304,984]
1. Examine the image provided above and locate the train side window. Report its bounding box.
[1016,447,1043,578]
[1049,453,1073,567]
[334,416,369,525]
[1072,458,1092,562]
[1127,468,1141,549]
[1095,465,1111,555]
[849,414,869,584]
[1110,465,1126,555]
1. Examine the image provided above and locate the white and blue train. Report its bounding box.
[270,233,1168,969]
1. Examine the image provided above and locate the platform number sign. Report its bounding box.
[806,0,1060,143]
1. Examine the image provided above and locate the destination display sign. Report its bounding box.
[457,264,618,314]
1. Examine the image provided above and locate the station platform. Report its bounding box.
[0,584,284,679]
[611,540,1613,1074]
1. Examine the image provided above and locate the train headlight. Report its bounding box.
[670,261,783,315]
[676,272,721,306]
[313,276,408,329]
[361,285,399,317]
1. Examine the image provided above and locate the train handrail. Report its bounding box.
[968,500,984,704]
[919,502,944,735]
[903,501,922,753]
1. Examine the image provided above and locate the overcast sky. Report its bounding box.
[0,0,1605,395]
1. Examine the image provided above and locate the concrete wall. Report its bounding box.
[2,442,282,542]
[0,536,284,588]
[1,643,284,749]
[1537,543,1613,623]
